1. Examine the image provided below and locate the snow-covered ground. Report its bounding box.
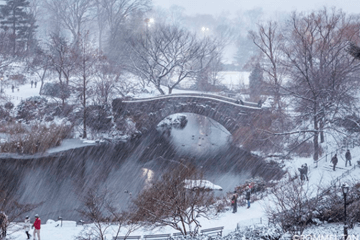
[2,71,360,239]
[5,146,360,240]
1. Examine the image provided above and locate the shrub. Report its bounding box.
[42,82,71,101]
[16,96,48,121]
[4,102,14,110]
[0,123,73,154]
[85,105,112,132]
[223,225,283,240]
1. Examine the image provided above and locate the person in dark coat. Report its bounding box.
[303,163,309,181]
[231,191,238,213]
[11,85,14,92]
[298,165,305,181]
[0,211,8,238]
[331,154,338,171]
[245,187,251,209]
[31,80,33,88]
[345,149,352,167]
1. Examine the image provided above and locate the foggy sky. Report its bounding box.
[153,0,360,17]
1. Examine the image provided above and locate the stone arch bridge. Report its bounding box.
[112,93,270,136]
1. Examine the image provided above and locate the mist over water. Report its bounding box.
[0,114,282,221]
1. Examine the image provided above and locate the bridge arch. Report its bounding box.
[112,94,269,136]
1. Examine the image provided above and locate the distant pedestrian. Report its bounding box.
[298,165,305,181]
[345,149,352,167]
[24,216,31,239]
[32,214,41,240]
[231,191,238,213]
[0,211,8,238]
[331,154,338,171]
[35,81,37,88]
[303,163,309,181]
[11,85,14,92]
[245,186,251,209]
[31,80,34,88]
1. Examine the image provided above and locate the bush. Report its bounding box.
[0,106,10,120]
[85,105,112,132]
[0,123,73,154]
[16,96,48,121]
[42,82,71,101]
[4,102,14,110]
[223,225,283,240]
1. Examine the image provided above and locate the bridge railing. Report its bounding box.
[120,93,260,108]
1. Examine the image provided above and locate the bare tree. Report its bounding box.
[0,190,42,238]
[282,8,360,160]
[27,48,50,94]
[131,164,217,236]
[78,189,139,240]
[128,24,218,95]
[249,21,286,111]
[251,8,360,160]
[265,174,323,235]
[43,0,95,46]
[47,34,76,86]
[95,0,150,50]
[73,32,104,139]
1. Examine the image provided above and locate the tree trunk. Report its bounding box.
[39,68,47,95]
[12,10,16,55]
[83,75,87,139]
[313,109,319,161]
[156,84,165,95]
[320,119,324,143]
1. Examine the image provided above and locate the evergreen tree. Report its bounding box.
[249,63,264,101]
[0,0,37,55]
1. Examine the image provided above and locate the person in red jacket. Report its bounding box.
[33,214,41,240]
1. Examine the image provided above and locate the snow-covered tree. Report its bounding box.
[127,24,218,95]
[0,0,37,55]
[251,8,360,160]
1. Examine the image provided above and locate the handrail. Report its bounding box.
[121,94,261,109]
[330,163,358,186]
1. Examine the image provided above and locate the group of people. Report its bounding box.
[0,212,41,240]
[331,149,352,171]
[30,80,37,88]
[25,214,41,240]
[231,184,252,213]
[298,163,309,181]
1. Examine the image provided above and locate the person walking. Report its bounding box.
[0,211,7,238]
[231,191,238,213]
[24,216,31,239]
[303,163,309,181]
[31,80,34,88]
[331,154,338,171]
[298,165,305,181]
[345,149,352,167]
[34,81,37,88]
[11,85,14,92]
[33,214,41,240]
[245,186,251,209]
